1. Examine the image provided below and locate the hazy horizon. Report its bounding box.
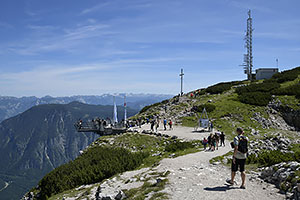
[0,93,174,99]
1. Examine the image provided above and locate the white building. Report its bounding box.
[255,68,279,80]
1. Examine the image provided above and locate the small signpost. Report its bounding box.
[194,108,209,132]
[200,108,209,128]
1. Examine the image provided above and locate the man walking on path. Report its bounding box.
[150,120,155,131]
[210,121,213,132]
[220,132,225,146]
[163,118,167,131]
[169,120,173,130]
[227,127,248,189]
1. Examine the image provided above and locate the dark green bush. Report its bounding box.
[161,100,169,104]
[271,67,300,83]
[236,82,280,95]
[238,92,272,106]
[247,150,300,167]
[191,104,216,113]
[272,83,300,98]
[139,102,161,114]
[235,66,300,105]
[139,99,169,114]
[205,81,243,94]
[165,140,194,152]
[37,146,147,199]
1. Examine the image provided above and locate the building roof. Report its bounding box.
[256,68,279,71]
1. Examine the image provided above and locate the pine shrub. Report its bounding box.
[37,146,147,199]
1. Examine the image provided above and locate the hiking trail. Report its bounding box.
[138,125,285,200]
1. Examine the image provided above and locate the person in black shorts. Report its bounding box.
[226,127,248,189]
[220,132,225,146]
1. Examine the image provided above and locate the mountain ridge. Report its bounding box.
[0,102,138,200]
[0,94,173,123]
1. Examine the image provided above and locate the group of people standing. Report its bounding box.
[149,117,173,132]
[202,131,225,151]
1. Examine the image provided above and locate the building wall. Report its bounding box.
[256,68,279,80]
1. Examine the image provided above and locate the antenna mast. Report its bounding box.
[179,68,184,96]
[242,10,254,80]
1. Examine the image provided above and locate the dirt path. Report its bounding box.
[138,125,285,200]
[63,125,285,199]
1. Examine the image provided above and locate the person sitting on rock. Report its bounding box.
[227,127,248,189]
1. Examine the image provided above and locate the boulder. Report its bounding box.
[115,190,126,200]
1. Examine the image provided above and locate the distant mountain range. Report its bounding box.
[0,102,138,200]
[0,94,173,123]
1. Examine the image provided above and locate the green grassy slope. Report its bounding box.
[135,66,300,140]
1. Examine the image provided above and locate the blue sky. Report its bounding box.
[0,0,299,97]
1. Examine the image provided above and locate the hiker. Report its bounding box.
[138,118,142,128]
[78,120,82,129]
[211,134,216,151]
[210,121,214,132]
[202,137,208,150]
[207,134,212,150]
[146,118,150,124]
[155,119,159,132]
[220,132,225,146]
[150,120,155,131]
[163,118,167,130]
[226,127,248,189]
[215,132,220,150]
[169,120,173,130]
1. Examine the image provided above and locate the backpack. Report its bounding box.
[237,136,248,153]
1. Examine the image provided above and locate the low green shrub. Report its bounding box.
[235,66,300,105]
[165,140,194,152]
[191,104,216,113]
[139,102,161,114]
[271,67,300,83]
[205,81,242,94]
[139,99,169,114]
[273,84,300,99]
[236,82,280,95]
[36,146,147,199]
[238,92,272,106]
[246,148,300,167]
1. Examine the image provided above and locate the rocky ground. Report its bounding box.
[50,125,287,200]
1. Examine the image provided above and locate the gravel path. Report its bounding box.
[139,125,285,200]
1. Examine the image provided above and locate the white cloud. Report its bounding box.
[7,22,115,55]
[80,2,111,15]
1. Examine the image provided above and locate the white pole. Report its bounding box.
[113,96,118,123]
